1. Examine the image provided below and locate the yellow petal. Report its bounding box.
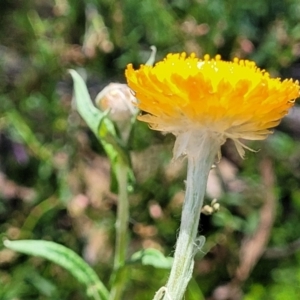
[125,53,300,157]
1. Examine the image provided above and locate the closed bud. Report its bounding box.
[95,83,138,143]
[201,205,214,215]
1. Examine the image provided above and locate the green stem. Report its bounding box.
[156,134,219,300]
[109,162,129,300]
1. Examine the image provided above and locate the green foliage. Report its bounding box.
[4,239,109,300]
[129,248,173,269]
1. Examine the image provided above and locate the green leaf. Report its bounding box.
[69,69,103,136]
[24,269,58,297]
[3,239,109,300]
[212,208,245,231]
[69,70,127,165]
[129,248,173,269]
[187,277,205,300]
[69,69,133,192]
[5,109,53,161]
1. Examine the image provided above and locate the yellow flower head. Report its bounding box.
[125,53,299,158]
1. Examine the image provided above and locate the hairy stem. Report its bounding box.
[156,134,219,300]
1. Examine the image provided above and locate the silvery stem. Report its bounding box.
[155,134,219,300]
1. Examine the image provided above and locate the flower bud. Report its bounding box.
[201,205,214,215]
[95,83,138,143]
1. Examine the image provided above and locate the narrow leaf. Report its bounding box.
[69,69,103,136]
[129,248,173,269]
[4,239,109,300]
[69,69,132,191]
[5,110,52,161]
[70,70,127,164]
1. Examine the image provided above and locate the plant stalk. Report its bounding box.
[159,135,219,300]
[109,162,129,300]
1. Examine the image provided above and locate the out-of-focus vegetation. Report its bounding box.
[1,0,300,299]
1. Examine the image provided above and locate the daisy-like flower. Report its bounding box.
[125,53,299,300]
[126,53,299,159]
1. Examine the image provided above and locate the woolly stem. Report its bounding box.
[155,133,220,300]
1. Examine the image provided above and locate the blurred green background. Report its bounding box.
[1,0,300,299]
